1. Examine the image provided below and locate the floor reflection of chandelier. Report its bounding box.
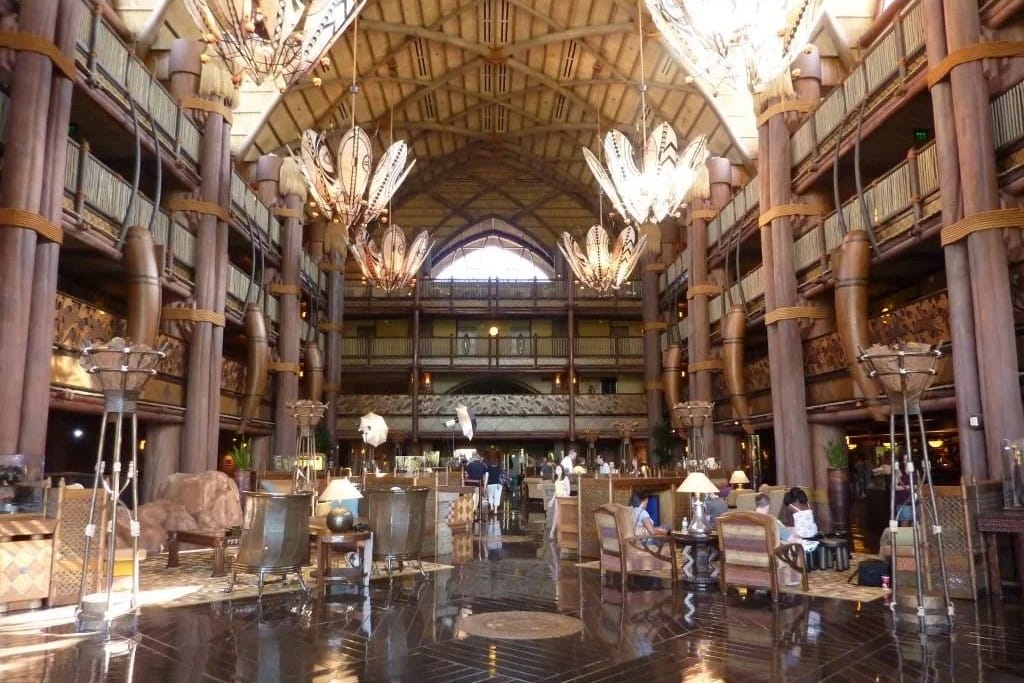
[559,224,647,293]
[183,0,356,87]
[647,0,826,97]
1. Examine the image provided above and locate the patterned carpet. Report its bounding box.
[134,550,452,608]
[576,554,886,603]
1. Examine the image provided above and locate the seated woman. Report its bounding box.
[548,465,572,540]
[629,491,668,538]
[778,486,820,552]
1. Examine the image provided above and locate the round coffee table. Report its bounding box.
[313,529,373,595]
[670,531,719,589]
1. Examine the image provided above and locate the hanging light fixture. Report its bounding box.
[562,116,649,293]
[349,223,432,291]
[646,0,825,98]
[183,0,356,88]
[295,18,417,256]
[582,0,708,249]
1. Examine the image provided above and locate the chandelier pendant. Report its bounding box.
[298,126,416,255]
[184,0,357,87]
[349,224,433,292]
[559,224,648,294]
[646,0,826,98]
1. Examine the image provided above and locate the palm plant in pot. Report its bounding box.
[825,440,850,534]
[230,439,255,501]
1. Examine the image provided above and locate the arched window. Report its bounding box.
[431,222,554,280]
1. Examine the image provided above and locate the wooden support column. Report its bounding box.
[324,247,345,444]
[0,2,59,465]
[257,155,298,460]
[942,1,1022,472]
[707,157,735,470]
[208,97,232,471]
[19,0,80,469]
[412,303,421,450]
[568,281,577,441]
[760,103,812,487]
[170,39,229,473]
[642,252,665,454]
[922,0,987,479]
[142,424,181,503]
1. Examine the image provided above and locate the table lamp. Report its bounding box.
[320,476,363,532]
[729,470,750,489]
[677,471,720,535]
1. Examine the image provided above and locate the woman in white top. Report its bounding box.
[549,465,571,540]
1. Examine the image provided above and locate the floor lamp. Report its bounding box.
[77,338,164,633]
[291,399,327,515]
[859,342,953,632]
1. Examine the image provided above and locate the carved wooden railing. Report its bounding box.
[334,392,646,418]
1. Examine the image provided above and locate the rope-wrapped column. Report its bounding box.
[758,97,813,487]
[641,252,666,455]
[0,2,60,470]
[169,39,234,472]
[19,0,80,467]
[924,1,1000,477]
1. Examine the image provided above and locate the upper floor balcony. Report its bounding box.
[341,335,644,370]
[343,278,643,315]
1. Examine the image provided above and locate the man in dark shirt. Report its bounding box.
[464,454,488,486]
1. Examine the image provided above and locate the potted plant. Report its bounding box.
[230,439,255,502]
[825,439,850,534]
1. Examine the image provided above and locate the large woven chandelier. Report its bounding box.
[183,0,359,87]
[583,1,708,249]
[298,126,415,254]
[646,0,826,97]
[559,224,647,293]
[349,223,432,291]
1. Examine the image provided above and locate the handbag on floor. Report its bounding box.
[849,558,889,586]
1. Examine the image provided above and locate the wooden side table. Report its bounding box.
[166,529,241,578]
[670,531,719,589]
[314,530,373,595]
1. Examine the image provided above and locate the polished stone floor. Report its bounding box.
[2,508,1024,682]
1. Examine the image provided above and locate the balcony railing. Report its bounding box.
[341,335,644,367]
[344,278,643,306]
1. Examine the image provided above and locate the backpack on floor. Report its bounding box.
[850,558,889,587]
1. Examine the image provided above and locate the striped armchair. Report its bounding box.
[717,511,808,601]
[594,503,677,591]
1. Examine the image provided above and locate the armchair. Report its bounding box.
[594,503,677,591]
[716,511,808,601]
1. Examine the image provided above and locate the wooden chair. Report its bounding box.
[716,511,808,601]
[594,503,677,591]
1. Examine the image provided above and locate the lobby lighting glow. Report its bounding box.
[646,0,826,98]
[183,0,356,87]
[559,224,647,293]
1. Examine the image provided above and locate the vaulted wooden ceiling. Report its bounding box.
[123,0,881,256]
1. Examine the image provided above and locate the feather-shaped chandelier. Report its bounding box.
[349,223,432,292]
[183,0,358,88]
[582,1,708,251]
[298,126,415,254]
[294,17,419,261]
[559,224,648,294]
[646,0,825,98]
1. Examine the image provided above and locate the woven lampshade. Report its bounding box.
[859,342,941,403]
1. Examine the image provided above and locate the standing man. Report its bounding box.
[560,449,576,476]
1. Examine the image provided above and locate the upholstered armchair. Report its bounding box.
[594,503,677,591]
[716,511,808,601]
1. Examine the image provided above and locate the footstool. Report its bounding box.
[821,536,850,571]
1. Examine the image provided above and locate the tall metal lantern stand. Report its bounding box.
[859,342,953,632]
[77,338,164,633]
[673,401,716,472]
[291,399,327,514]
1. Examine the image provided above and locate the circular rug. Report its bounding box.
[458,611,583,640]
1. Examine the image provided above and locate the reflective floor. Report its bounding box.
[2,508,1024,682]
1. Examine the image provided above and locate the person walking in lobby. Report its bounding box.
[485,455,505,516]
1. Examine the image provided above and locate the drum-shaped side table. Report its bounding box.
[314,529,373,595]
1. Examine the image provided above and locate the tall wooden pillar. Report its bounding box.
[208,96,232,470]
[0,2,59,468]
[170,40,232,472]
[759,102,812,487]
[19,0,80,469]
[258,156,301,458]
[922,0,987,479]
[641,251,666,454]
[324,248,345,444]
[707,157,736,469]
[941,1,1023,472]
